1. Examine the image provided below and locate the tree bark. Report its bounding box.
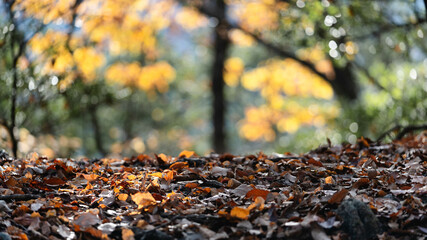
[89,106,106,156]
[211,0,229,153]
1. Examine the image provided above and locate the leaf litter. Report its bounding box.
[0,132,425,239]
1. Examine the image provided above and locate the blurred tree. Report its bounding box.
[0,0,425,157]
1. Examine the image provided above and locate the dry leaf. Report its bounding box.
[178,150,195,158]
[122,228,135,240]
[131,192,156,209]
[246,188,270,201]
[169,161,188,170]
[118,193,128,201]
[325,176,334,185]
[327,189,348,204]
[230,207,250,220]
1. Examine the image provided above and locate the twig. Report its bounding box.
[377,124,427,142]
[395,124,427,140]
[0,194,42,202]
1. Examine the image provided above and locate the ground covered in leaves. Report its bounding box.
[0,133,426,240]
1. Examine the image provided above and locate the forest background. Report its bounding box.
[0,0,426,158]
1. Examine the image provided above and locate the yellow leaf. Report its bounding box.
[131,192,156,209]
[325,176,334,184]
[127,175,137,181]
[230,207,250,220]
[149,172,163,178]
[118,194,128,201]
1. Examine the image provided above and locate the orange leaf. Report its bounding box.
[248,196,265,211]
[157,153,169,163]
[325,176,334,185]
[169,161,188,170]
[163,170,174,182]
[178,150,195,158]
[83,174,99,182]
[328,189,348,204]
[246,188,270,201]
[131,192,156,209]
[122,228,135,240]
[118,193,128,201]
[185,182,199,188]
[230,207,250,220]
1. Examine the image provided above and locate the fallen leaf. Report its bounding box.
[83,174,99,182]
[178,150,195,158]
[325,176,334,185]
[169,161,188,170]
[246,188,270,201]
[122,228,135,240]
[131,192,156,209]
[118,193,128,201]
[353,178,370,189]
[74,212,101,230]
[248,196,265,211]
[45,177,67,186]
[328,189,348,204]
[230,207,250,220]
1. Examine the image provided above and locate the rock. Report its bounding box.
[337,199,382,240]
[0,232,11,240]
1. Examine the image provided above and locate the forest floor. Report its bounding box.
[0,132,426,240]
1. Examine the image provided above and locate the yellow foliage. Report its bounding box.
[239,106,276,142]
[175,7,208,30]
[224,57,244,87]
[229,29,255,47]
[106,61,175,93]
[73,47,105,82]
[241,59,333,99]
[14,0,75,24]
[232,1,281,32]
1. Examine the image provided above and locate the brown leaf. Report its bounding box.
[169,161,188,170]
[327,189,348,204]
[44,177,67,186]
[308,158,324,167]
[353,178,370,189]
[74,212,101,230]
[246,188,270,201]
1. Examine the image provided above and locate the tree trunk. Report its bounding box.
[211,0,229,153]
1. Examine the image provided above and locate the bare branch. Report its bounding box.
[180,0,333,85]
[351,19,427,41]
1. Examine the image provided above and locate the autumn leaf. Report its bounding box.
[328,189,349,204]
[248,196,265,211]
[230,206,250,220]
[178,150,195,158]
[122,228,135,240]
[44,177,67,186]
[246,188,270,201]
[131,192,156,209]
[82,174,98,182]
[325,176,334,185]
[74,212,101,230]
[118,194,128,201]
[169,161,188,170]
